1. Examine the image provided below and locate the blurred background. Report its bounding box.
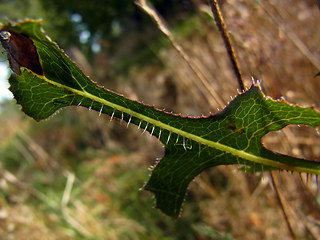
[0,0,320,239]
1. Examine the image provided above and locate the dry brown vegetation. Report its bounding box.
[0,0,319,239]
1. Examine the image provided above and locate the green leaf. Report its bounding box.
[1,20,320,217]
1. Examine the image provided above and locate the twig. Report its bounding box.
[270,172,297,240]
[208,0,245,91]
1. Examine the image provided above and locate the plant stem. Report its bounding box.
[209,0,245,91]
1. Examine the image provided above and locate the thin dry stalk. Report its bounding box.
[261,1,320,70]
[61,208,92,237]
[270,172,297,240]
[208,0,245,91]
[61,171,75,207]
[135,0,225,108]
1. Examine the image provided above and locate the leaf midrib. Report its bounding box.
[37,72,320,175]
